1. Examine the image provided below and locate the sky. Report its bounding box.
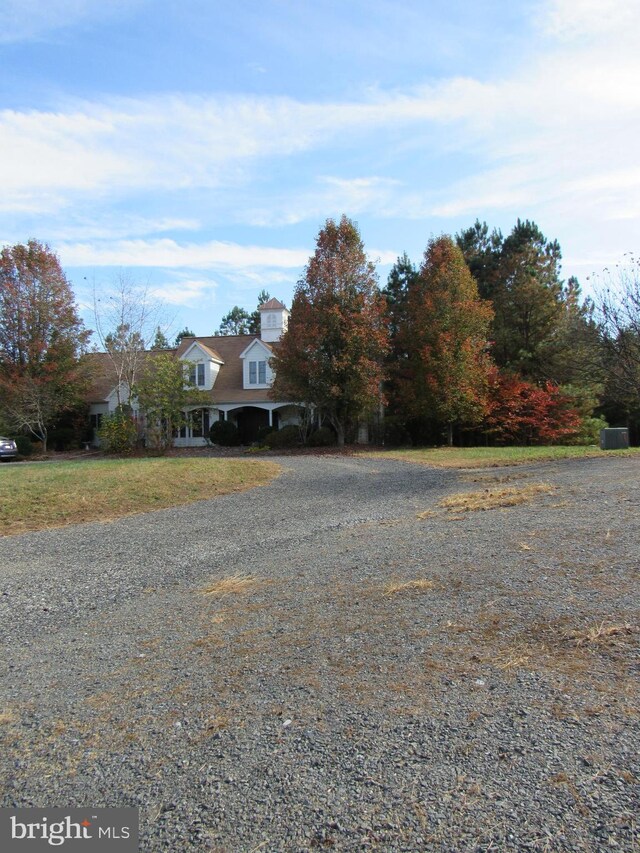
[1,0,639,342]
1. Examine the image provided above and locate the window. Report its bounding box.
[188,362,205,386]
[191,408,210,438]
[181,409,210,438]
[249,360,267,384]
[90,413,103,430]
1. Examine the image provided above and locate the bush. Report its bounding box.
[254,425,274,444]
[11,435,33,457]
[308,426,336,447]
[98,410,138,454]
[264,425,301,449]
[210,420,241,446]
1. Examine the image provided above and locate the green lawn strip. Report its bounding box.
[0,458,281,536]
[368,445,640,469]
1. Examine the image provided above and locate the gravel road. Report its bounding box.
[1,453,638,851]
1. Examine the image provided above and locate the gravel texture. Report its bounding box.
[0,453,638,852]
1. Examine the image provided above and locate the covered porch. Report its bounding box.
[218,403,303,444]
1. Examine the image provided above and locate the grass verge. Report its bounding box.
[0,457,280,537]
[371,445,640,469]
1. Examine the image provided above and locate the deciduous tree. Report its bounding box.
[93,274,163,407]
[0,240,89,450]
[134,351,204,452]
[271,216,388,446]
[396,236,494,446]
[593,256,640,409]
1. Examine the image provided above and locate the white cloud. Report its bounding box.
[150,277,216,307]
[538,0,640,41]
[0,88,484,213]
[58,238,310,270]
[246,176,402,227]
[45,215,200,242]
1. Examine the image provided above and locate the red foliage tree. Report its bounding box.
[485,370,581,444]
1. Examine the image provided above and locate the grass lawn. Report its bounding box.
[371,445,640,468]
[0,457,281,537]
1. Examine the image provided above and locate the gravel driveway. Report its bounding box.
[1,453,638,851]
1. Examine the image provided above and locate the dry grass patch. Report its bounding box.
[437,482,556,514]
[383,578,436,596]
[493,644,532,671]
[198,574,261,599]
[0,458,280,536]
[562,621,636,647]
[0,709,17,725]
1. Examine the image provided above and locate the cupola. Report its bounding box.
[259,298,289,342]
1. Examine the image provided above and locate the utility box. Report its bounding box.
[600,428,630,450]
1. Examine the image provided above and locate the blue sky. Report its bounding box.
[2,0,639,341]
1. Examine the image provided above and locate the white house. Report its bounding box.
[87,298,303,445]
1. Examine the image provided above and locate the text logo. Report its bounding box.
[0,808,138,851]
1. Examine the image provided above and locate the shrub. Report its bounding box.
[264,425,301,449]
[485,372,581,445]
[98,410,138,454]
[308,426,336,447]
[210,420,241,446]
[11,435,33,457]
[254,425,274,444]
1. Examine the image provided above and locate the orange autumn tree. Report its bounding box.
[271,216,388,446]
[397,235,494,446]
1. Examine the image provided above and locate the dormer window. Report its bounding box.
[188,363,205,387]
[249,360,267,384]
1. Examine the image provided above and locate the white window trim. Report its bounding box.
[248,359,268,386]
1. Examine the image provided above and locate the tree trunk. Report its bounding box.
[336,423,345,447]
[447,422,453,447]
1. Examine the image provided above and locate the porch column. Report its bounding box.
[268,408,273,427]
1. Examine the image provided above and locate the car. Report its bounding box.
[0,437,18,461]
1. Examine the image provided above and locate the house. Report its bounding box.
[87,298,303,446]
